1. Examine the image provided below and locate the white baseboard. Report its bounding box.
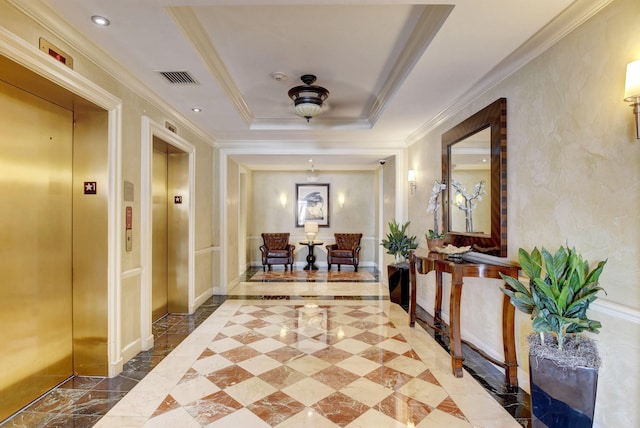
[120,338,142,367]
[194,288,213,309]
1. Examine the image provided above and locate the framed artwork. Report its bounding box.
[296,183,330,227]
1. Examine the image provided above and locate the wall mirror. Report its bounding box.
[442,98,507,257]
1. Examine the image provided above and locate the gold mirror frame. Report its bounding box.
[442,98,507,257]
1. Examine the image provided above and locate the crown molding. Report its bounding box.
[167,6,253,125]
[405,0,615,146]
[8,0,215,146]
[216,140,405,151]
[250,117,372,130]
[367,5,453,126]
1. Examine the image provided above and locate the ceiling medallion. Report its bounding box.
[288,74,329,122]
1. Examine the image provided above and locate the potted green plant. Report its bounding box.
[381,220,418,263]
[499,245,607,428]
[381,220,418,307]
[426,179,446,251]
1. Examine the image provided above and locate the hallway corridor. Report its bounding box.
[1,268,529,427]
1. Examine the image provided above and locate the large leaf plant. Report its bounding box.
[499,246,607,351]
[381,220,418,261]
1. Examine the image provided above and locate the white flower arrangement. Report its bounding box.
[427,179,446,238]
[450,179,486,232]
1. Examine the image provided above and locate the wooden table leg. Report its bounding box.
[449,269,464,378]
[409,251,416,327]
[502,292,519,387]
[434,270,443,324]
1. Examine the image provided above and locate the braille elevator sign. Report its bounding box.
[84,182,97,194]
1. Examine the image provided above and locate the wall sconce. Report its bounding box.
[624,59,640,139]
[408,169,417,195]
[279,193,287,208]
[338,193,345,208]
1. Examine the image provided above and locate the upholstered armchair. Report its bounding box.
[260,233,295,271]
[326,233,362,272]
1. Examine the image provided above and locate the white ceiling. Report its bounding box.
[17,0,603,169]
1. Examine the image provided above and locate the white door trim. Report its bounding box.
[141,117,196,350]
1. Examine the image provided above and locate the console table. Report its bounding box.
[299,241,323,270]
[408,250,520,387]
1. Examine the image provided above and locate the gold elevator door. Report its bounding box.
[0,80,73,420]
[152,148,169,321]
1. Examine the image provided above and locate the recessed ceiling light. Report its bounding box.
[192,107,202,112]
[91,15,110,26]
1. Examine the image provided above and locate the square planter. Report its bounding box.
[529,354,598,428]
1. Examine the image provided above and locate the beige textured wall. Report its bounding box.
[248,170,377,267]
[194,145,215,302]
[226,159,240,285]
[409,1,640,426]
[381,157,399,267]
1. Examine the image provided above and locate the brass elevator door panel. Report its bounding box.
[152,149,169,321]
[0,80,73,420]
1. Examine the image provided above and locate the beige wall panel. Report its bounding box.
[195,252,213,302]
[195,146,213,250]
[225,159,239,284]
[381,157,397,268]
[212,148,221,246]
[120,275,142,357]
[0,80,73,420]
[72,102,109,376]
[211,249,223,294]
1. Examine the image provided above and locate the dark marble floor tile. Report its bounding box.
[92,376,139,393]
[42,413,102,428]
[0,295,227,427]
[71,391,128,415]
[24,389,87,414]
[0,412,54,427]
[57,377,104,390]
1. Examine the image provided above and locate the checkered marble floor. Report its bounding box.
[96,298,520,427]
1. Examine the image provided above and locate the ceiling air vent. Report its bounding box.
[157,71,199,85]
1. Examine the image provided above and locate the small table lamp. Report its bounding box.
[304,222,319,242]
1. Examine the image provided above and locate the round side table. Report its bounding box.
[299,241,324,270]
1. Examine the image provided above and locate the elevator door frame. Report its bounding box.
[141,117,195,351]
[0,33,124,378]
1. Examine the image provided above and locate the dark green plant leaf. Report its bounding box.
[500,245,607,347]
